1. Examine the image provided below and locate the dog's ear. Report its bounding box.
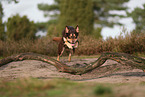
[75,25,79,33]
[65,26,69,33]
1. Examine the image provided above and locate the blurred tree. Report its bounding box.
[57,0,94,35]
[127,4,145,32]
[0,19,5,40]
[6,14,37,41]
[0,3,3,18]
[93,0,129,27]
[38,0,129,38]
[3,0,19,3]
[0,3,5,40]
[38,0,93,36]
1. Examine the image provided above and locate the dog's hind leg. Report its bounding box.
[57,41,65,61]
[57,47,64,61]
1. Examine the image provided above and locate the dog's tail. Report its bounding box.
[52,37,62,42]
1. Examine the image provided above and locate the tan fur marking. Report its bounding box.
[68,53,71,62]
[57,56,60,61]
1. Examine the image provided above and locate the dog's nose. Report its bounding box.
[72,40,75,43]
[72,39,77,44]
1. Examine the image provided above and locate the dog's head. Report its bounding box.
[64,25,79,44]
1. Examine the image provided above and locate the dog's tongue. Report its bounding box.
[71,44,75,46]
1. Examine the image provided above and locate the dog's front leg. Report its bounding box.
[68,49,74,62]
[68,53,71,62]
[57,56,60,61]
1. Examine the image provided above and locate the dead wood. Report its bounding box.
[0,52,145,75]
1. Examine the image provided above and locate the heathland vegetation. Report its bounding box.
[0,31,145,57]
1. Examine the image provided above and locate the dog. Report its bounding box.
[53,25,79,61]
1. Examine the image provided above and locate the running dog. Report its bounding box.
[53,25,79,61]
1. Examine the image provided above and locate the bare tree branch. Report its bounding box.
[0,52,145,75]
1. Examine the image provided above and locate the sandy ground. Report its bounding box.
[0,58,145,83]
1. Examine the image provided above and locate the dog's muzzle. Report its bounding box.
[63,37,79,49]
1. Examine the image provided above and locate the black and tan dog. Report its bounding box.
[53,25,79,61]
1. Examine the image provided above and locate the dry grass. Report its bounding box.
[0,32,145,57]
[77,32,145,55]
[0,37,58,57]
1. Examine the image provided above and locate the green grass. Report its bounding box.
[94,85,112,94]
[0,78,85,97]
[1,78,145,97]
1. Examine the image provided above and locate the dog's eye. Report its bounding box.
[66,33,70,36]
[68,34,72,38]
[74,34,76,37]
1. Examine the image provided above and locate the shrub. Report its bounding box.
[77,31,145,55]
[119,32,145,54]
[0,31,145,57]
[0,37,58,57]
[6,14,36,41]
[94,85,112,95]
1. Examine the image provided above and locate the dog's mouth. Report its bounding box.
[71,44,75,46]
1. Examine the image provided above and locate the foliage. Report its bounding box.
[2,0,19,3]
[57,0,94,35]
[127,4,145,32]
[0,19,5,40]
[38,0,94,36]
[6,14,37,41]
[0,3,3,18]
[38,0,129,37]
[93,0,129,27]
[38,0,60,18]
[94,85,112,95]
[92,27,102,39]
[35,19,57,31]
[0,3,5,41]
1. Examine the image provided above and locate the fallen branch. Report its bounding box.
[0,52,145,75]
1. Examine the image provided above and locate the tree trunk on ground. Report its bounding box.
[0,52,145,75]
